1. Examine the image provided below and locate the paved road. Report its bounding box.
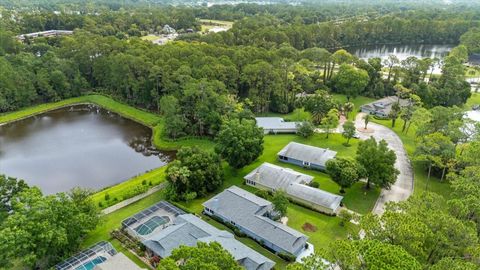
[355,113,414,215]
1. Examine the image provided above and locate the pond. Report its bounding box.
[0,104,174,194]
[349,44,454,73]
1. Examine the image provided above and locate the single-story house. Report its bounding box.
[244,163,343,214]
[203,186,309,258]
[255,117,300,134]
[360,96,409,118]
[123,201,274,270]
[55,241,144,270]
[277,142,337,171]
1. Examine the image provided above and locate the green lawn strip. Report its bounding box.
[91,166,167,208]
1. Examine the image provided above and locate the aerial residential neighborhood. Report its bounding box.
[1,0,480,270]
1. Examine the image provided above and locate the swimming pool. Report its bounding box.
[135,216,170,235]
[74,256,106,270]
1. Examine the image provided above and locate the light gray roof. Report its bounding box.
[244,163,342,212]
[255,117,299,131]
[94,253,145,270]
[277,142,337,167]
[244,162,313,189]
[287,183,343,212]
[361,96,409,115]
[203,186,308,255]
[143,213,274,270]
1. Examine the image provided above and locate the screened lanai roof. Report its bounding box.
[122,201,185,238]
[55,241,117,270]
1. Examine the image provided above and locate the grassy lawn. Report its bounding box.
[199,19,233,32]
[140,35,160,41]
[466,92,480,108]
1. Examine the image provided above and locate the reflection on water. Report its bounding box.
[349,44,454,74]
[0,104,175,194]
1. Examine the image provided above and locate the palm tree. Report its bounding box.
[343,102,354,119]
[363,114,371,129]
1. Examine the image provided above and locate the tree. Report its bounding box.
[272,190,289,217]
[320,108,339,139]
[296,121,315,138]
[289,239,422,270]
[448,166,480,235]
[166,147,223,201]
[0,175,29,222]
[362,114,371,129]
[304,90,335,125]
[342,121,356,145]
[159,95,187,139]
[388,101,401,127]
[414,132,455,183]
[326,158,362,193]
[157,242,242,270]
[334,64,369,100]
[356,137,399,189]
[0,186,100,269]
[360,193,478,266]
[343,102,354,119]
[215,118,264,169]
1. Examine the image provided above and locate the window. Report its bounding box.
[279,155,288,161]
[303,161,310,167]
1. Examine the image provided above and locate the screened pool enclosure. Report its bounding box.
[55,241,117,270]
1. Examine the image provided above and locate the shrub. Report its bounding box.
[142,179,147,185]
[309,181,320,188]
[104,193,110,201]
[254,189,270,199]
[296,121,315,138]
[278,252,296,262]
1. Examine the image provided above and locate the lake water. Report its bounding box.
[0,104,174,194]
[349,44,454,73]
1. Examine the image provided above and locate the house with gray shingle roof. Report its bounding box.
[124,202,274,270]
[360,96,409,118]
[255,117,300,134]
[244,163,343,214]
[203,186,309,257]
[277,142,337,171]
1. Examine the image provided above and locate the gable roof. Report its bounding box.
[255,117,299,131]
[244,162,313,189]
[287,183,343,211]
[142,213,274,270]
[277,142,337,166]
[244,163,342,212]
[203,186,308,255]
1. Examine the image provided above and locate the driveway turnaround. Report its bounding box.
[354,113,414,215]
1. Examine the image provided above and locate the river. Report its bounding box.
[0,104,174,194]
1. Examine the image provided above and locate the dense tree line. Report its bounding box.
[0,8,198,36]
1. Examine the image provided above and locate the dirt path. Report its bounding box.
[355,113,414,215]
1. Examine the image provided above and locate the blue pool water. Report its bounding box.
[75,256,107,270]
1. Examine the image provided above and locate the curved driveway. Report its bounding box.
[354,113,414,215]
